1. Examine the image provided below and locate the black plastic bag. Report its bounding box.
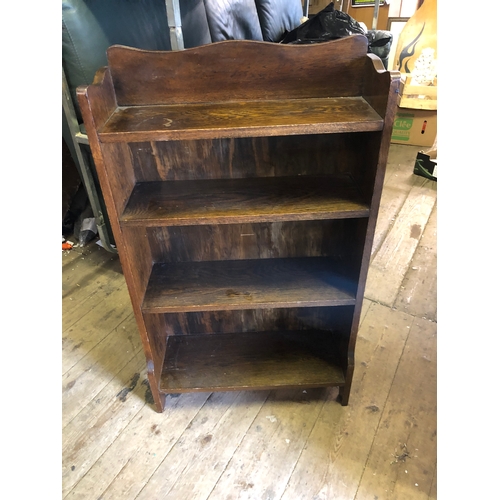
[279,3,393,68]
[365,29,393,64]
[279,4,366,44]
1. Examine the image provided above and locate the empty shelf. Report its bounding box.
[142,257,357,313]
[121,176,370,226]
[160,330,346,393]
[99,97,384,142]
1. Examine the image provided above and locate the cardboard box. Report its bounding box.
[397,74,437,111]
[306,0,339,15]
[391,108,437,147]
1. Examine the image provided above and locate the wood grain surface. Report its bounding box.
[106,37,369,105]
[161,331,346,392]
[142,257,358,313]
[121,176,370,226]
[99,97,384,142]
[77,35,399,411]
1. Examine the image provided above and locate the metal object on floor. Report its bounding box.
[62,68,117,253]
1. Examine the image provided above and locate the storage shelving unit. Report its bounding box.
[78,35,399,412]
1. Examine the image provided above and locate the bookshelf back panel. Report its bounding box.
[148,219,368,266]
[127,133,379,190]
[158,306,354,338]
[107,38,368,106]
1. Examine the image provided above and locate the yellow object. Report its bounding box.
[393,0,437,74]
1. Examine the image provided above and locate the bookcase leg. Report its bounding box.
[338,386,349,406]
[147,372,166,412]
[338,366,354,406]
[152,392,166,413]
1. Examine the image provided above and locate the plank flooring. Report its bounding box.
[62,143,437,499]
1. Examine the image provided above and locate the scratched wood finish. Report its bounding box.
[128,133,381,184]
[121,176,369,226]
[107,37,369,106]
[158,306,355,337]
[99,97,384,142]
[99,142,137,215]
[142,257,358,314]
[148,219,367,265]
[77,37,400,411]
[161,331,346,393]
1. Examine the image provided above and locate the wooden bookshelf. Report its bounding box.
[78,35,399,412]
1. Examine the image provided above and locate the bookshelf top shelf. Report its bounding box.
[98,96,384,142]
[79,36,399,144]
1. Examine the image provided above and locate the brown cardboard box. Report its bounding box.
[391,108,437,147]
[307,0,337,15]
[397,74,437,111]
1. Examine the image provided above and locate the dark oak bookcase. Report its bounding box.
[78,35,399,412]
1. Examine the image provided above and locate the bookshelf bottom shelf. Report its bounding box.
[159,330,346,393]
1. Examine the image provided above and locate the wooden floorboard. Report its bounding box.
[62,285,133,375]
[206,388,327,500]
[136,390,269,500]
[62,359,148,497]
[354,316,437,499]
[62,143,437,499]
[365,175,436,307]
[394,204,437,321]
[371,144,422,257]
[62,313,142,427]
[280,301,414,500]
[66,391,211,500]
